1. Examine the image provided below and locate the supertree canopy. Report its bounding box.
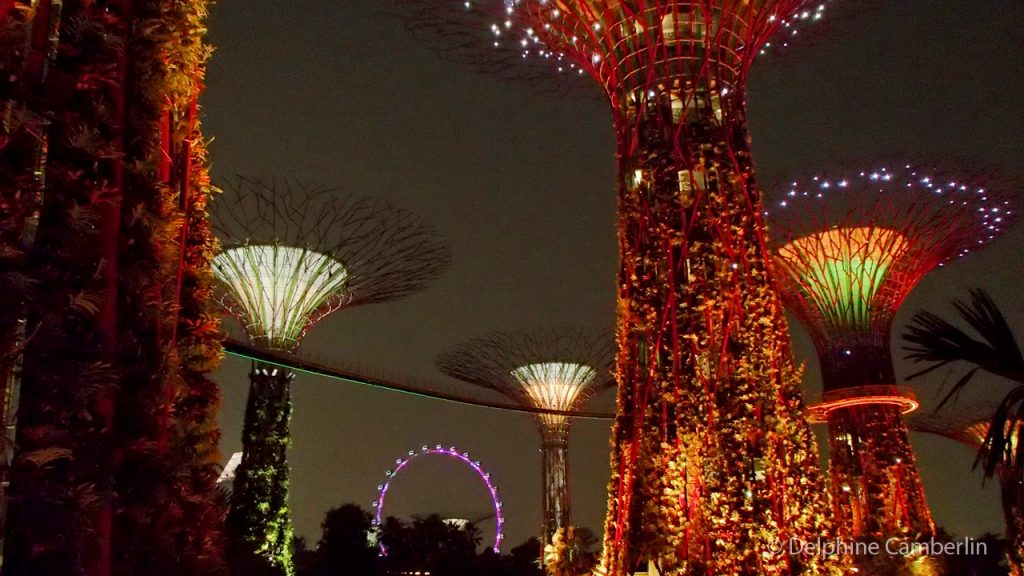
[905,402,1004,451]
[214,246,348,351]
[769,163,1015,570]
[771,165,1013,389]
[213,179,451,352]
[213,179,450,576]
[437,328,614,546]
[394,2,845,574]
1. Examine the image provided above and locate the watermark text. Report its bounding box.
[767,537,988,559]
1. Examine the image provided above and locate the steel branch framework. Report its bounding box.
[437,328,614,545]
[906,401,1005,450]
[390,0,835,93]
[212,179,450,576]
[768,164,1015,568]
[395,1,848,574]
[213,178,451,352]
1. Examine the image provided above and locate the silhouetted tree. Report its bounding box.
[380,514,480,576]
[292,536,318,575]
[934,528,1010,576]
[304,505,379,576]
[509,537,544,576]
[297,504,553,576]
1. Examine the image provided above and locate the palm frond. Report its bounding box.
[902,289,1024,385]
[957,289,1024,381]
[901,289,1024,482]
[935,367,979,413]
[978,386,1024,479]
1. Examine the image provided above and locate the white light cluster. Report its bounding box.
[213,244,349,350]
[460,0,832,77]
[761,1,830,55]
[770,164,1014,263]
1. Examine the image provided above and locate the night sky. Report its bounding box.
[203,0,1024,552]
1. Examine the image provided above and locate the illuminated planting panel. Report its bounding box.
[510,362,596,428]
[213,245,349,350]
[217,452,243,486]
[372,445,504,553]
[777,227,908,333]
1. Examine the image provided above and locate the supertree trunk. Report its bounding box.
[541,426,572,546]
[1,1,130,572]
[1,1,225,574]
[814,340,933,574]
[227,364,295,576]
[385,0,841,571]
[162,103,228,576]
[0,0,53,554]
[600,79,838,575]
[111,1,226,573]
[826,406,931,542]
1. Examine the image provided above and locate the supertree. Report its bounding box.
[768,163,1015,572]
[212,179,450,576]
[0,2,224,575]
[392,2,845,574]
[436,328,615,546]
[906,402,1024,575]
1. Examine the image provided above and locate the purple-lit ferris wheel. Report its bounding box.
[372,445,504,553]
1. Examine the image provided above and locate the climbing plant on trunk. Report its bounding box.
[0,1,225,575]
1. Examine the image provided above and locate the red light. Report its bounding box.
[806,385,920,423]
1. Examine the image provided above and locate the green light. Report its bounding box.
[777,227,908,333]
[213,244,349,351]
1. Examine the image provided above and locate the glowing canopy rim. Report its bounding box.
[776,226,909,332]
[770,164,1016,344]
[213,244,350,350]
[768,164,1013,261]
[806,385,920,424]
[453,0,832,85]
[372,445,504,553]
[510,361,596,429]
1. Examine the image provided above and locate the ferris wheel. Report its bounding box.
[372,444,504,553]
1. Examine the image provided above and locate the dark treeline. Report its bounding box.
[293,504,545,576]
[284,502,1010,576]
